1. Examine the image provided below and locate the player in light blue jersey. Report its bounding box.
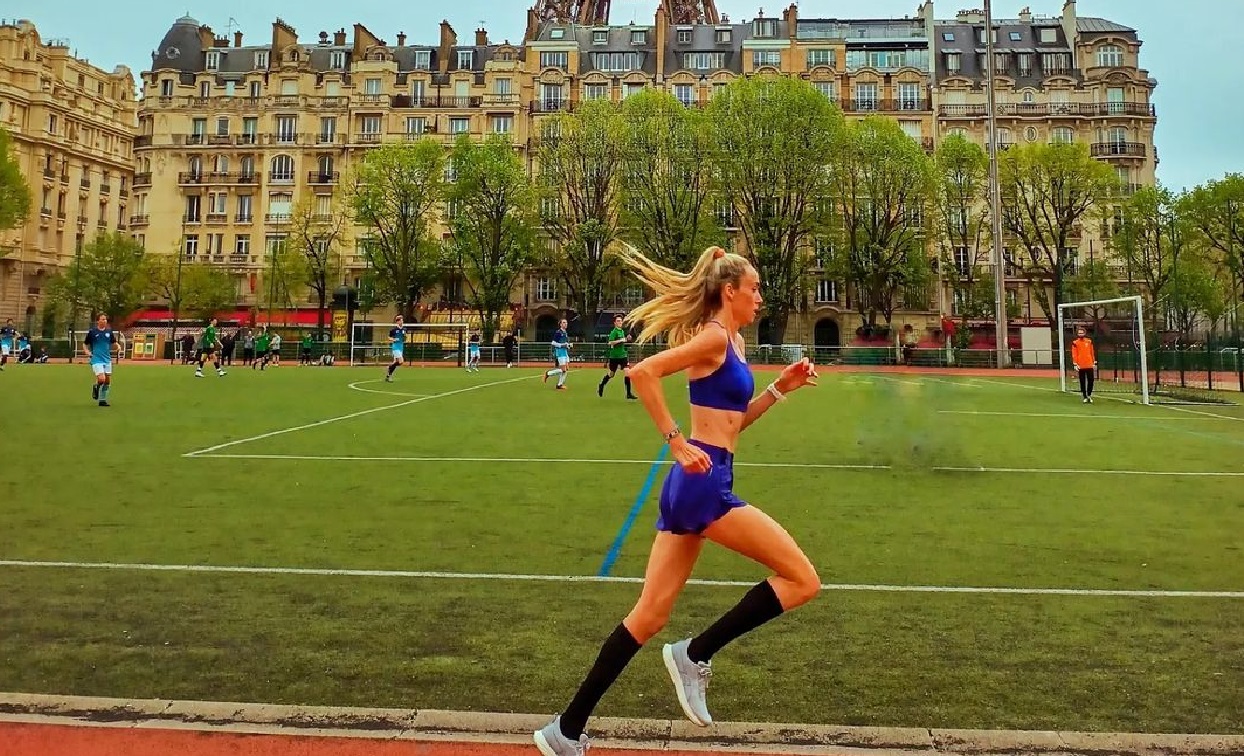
[385,315,405,383]
[0,318,15,371]
[543,318,572,390]
[466,331,481,372]
[82,313,119,407]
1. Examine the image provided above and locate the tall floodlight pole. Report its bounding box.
[984,0,1010,367]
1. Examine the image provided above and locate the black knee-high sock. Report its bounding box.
[560,624,642,740]
[387,361,399,376]
[686,581,784,664]
[599,373,611,390]
[624,376,633,395]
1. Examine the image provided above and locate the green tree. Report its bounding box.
[1182,174,1244,333]
[933,134,994,324]
[708,76,843,342]
[0,128,31,236]
[47,232,147,323]
[349,140,445,320]
[259,238,310,321]
[1166,252,1225,339]
[617,89,724,272]
[445,134,540,342]
[288,193,347,337]
[830,116,936,329]
[536,99,626,339]
[144,253,237,323]
[998,142,1118,328]
[1112,185,1191,332]
[1065,259,1120,330]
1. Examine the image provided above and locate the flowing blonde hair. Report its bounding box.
[618,245,753,347]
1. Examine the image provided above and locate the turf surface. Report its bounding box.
[1,361,1241,733]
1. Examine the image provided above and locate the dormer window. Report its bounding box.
[630,29,647,45]
[414,50,431,70]
[254,50,269,69]
[550,28,566,40]
[677,29,692,44]
[715,28,732,44]
[592,29,608,45]
[205,51,220,70]
[457,50,474,69]
[330,51,346,68]
[753,18,778,38]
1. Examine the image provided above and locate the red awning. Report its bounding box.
[124,308,329,327]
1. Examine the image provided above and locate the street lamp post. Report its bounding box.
[168,221,186,364]
[984,0,1010,367]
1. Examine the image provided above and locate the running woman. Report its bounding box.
[0,318,15,370]
[543,318,571,390]
[534,246,820,756]
[195,317,226,378]
[598,314,636,399]
[82,314,120,407]
[385,315,405,382]
[466,331,481,372]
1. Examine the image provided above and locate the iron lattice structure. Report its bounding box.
[534,0,612,25]
[665,0,720,24]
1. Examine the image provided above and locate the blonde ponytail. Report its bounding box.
[617,245,752,347]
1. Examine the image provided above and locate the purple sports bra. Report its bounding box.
[688,325,754,413]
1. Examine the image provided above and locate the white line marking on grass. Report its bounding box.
[1159,404,1244,423]
[938,410,1204,420]
[183,375,534,457]
[1,559,1241,599]
[185,453,1244,477]
[346,379,431,399]
[969,377,1244,424]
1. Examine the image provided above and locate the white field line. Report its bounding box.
[938,410,1204,420]
[186,452,1244,477]
[183,375,534,457]
[871,375,924,386]
[1,559,1240,599]
[968,376,1244,424]
[347,379,430,399]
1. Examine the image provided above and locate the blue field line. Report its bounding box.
[597,445,669,577]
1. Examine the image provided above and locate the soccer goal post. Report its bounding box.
[1057,295,1149,405]
[349,321,468,367]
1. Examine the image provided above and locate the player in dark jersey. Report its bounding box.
[195,317,226,378]
[598,314,636,399]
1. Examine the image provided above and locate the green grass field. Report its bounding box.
[1,360,1242,734]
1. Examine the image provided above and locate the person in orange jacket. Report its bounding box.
[1070,326,1097,403]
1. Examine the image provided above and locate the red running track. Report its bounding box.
[0,721,804,756]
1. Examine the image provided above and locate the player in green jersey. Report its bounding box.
[195,317,226,378]
[598,314,636,399]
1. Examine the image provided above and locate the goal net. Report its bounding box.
[1057,295,1150,405]
[350,321,468,367]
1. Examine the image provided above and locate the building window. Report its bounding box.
[270,155,295,182]
[1009,31,1022,41]
[684,52,725,70]
[1039,28,1057,43]
[160,79,173,96]
[941,32,955,41]
[715,28,731,44]
[854,83,878,110]
[184,195,201,222]
[361,115,381,135]
[413,50,431,70]
[254,50,269,69]
[898,82,921,109]
[946,53,961,73]
[457,50,474,69]
[550,28,565,40]
[592,29,608,45]
[249,81,261,98]
[583,84,608,100]
[319,117,337,142]
[1017,53,1032,76]
[268,193,292,221]
[449,117,469,134]
[815,279,838,303]
[630,29,647,45]
[405,117,426,135]
[806,49,836,68]
[215,117,229,136]
[677,29,692,44]
[1052,127,1074,143]
[183,234,199,258]
[330,51,346,68]
[535,277,557,301]
[813,81,838,101]
[364,78,381,95]
[236,195,253,221]
[495,78,512,97]
[1097,45,1123,67]
[753,19,778,38]
[239,156,255,179]
[205,51,220,70]
[491,115,513,134]
[242,117,258,141]
[1041,53,1072,74]
[540,51,568,69]
[752,51,782,67]
[593,52,640,71]
[47,113,57,134]
[275,115,296,142]
[673,84,695,106]
[235,234,250,257]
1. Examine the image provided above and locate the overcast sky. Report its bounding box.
[9,0,1239,190]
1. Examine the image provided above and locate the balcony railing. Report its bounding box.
[183,214,202,223]
[129,214,149,226]
[840,99,927,112]
[76,215,88,225]
[308,172,339,184]
[940,102,1157,118]
[391,94,483,109]
[179,172,205,185]
[235,213,253,223]
[134,135,152,147]
[180,171,261,186]
[269,172,295,184]
[80,178,91,190]
[265,213,291,223]
[186,133,205,145]
[59,173,69,185]
[42,168,55,179]
[355,133,382,143]
[119,187,129,198]
[205,212,229,224]
[529,100,572,113]
[100,183,112,193]
[1091,142,1146,158]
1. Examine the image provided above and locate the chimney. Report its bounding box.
[438,20,457,73]
[213,35,229,48]
[524,8,539,45]
[654,7,667,82]
[1019,6,1032,24]
[1061,0,1077,50]
[198,25,214,50]
[234,30,243,47]
[334,28,347,46]
[475,27,488,46]
[784,3,797,38]
[397,32,407,46]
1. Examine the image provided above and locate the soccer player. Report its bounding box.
[253,328,271,370]
[1071,325,1097,403]
[502,329,518,368]
[385,315,405,382]
[543,318,571,390]
[269,331,282,367]
[195,317,226,378]
[0,318,15,370]
[466,331,481,372]
[300,332,313,365]
[598,314,636,400]
[534,247,820,756]
[82,314,120,407]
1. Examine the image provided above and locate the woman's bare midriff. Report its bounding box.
[688,405,744,452]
